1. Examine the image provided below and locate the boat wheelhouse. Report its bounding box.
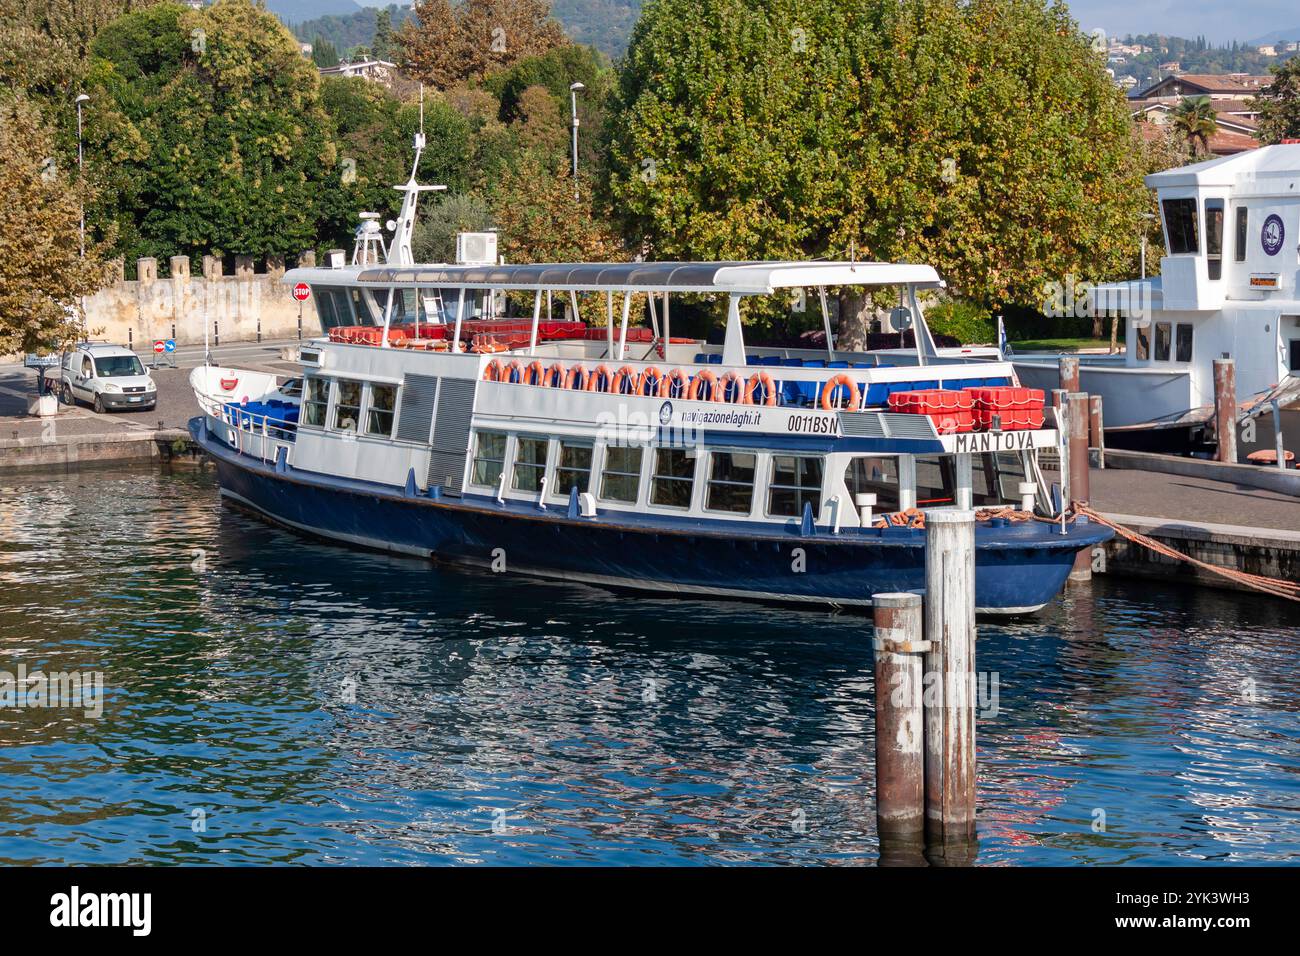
[1014,142,1300,448]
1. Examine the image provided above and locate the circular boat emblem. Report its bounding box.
[1261,214,1285,256]
[659,400,673,425]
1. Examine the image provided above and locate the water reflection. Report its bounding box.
[0,466,1297,865]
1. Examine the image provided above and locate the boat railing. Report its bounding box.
[196,390,299,464]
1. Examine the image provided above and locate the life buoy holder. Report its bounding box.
[610,365,642,395]
[564,364,591,390]
[482,359,505,382]
[745,371,778,407]
[820,373,861,411]
[718,369,747,404]
[586,364,614,392]
[658,368,690,398]
[687,368,719,401]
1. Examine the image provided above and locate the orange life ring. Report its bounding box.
[504,359,526,383]
[482,359,505,382]
[717,369,747,403]
[658,368,690,398]
[564,364,591,390]
[687,368,719,401]
[586,364,614,392]
[745,371,778,406]
[820,373,860,411]
[519,360,546,386]
[639,366,665,396]
[543,362,565,388]
[609,365,642,395]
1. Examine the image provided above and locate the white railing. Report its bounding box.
[197,390,299,466]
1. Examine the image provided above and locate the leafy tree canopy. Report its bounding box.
[1257,55,1300,143]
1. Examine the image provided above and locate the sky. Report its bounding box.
[1064,0,1299,45]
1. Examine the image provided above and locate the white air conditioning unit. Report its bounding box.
[456,231,497,266]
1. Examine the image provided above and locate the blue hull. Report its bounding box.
[191,418,1111,613]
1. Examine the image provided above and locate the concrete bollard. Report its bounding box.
[872,593,928,846]
[855,492,877,527]
[1213,358,1237,463]
[1068,392,1091,582]
[922,509,977,853]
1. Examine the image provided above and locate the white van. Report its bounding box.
[60,343,158,413]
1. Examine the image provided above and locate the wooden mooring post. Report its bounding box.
[872,593,927,853]
[1068,391,1092,582]
[1058,355,1080,396]
[1213,358,1237,464]
[1089,395,1105,470]
[922,509,978,859]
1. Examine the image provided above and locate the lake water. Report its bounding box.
[1,465,1297,865]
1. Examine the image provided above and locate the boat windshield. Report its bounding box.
[94,355,144,377]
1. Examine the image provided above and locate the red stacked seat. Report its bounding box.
[887,389,976,433]
[965,386,1045,431]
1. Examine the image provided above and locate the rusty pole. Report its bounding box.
[1058,355,1080,396]
[1068,392,1092,582]
[872,593,927,849]
[922,509,977,854]
[1089,395,1105,470]
[1213,358,1237,464]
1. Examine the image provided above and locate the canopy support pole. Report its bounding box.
[617,292,632,360]
[817,286,833,360]
[569,290,580,323]
[909,284,939,367]
[528,289,542,355]
[451,287,466,353]
[380,287,396,348]
[663,293,670,360]
[606,291,615,358]
[722,293,745,366]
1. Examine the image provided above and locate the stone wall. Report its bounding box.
[78,252,321,351]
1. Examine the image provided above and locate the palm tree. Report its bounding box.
[1172,96,1218,157]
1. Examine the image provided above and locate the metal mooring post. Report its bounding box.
[1068,391,1091,582]
[872,592,928,858]
[922,509,978,861]
[1213,358,1237,464]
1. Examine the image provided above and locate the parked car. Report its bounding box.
[60,343,157,413]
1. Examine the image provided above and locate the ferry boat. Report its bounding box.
[1016,142,1300,450]
[188,153,1110,614]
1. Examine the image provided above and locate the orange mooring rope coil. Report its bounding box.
[1077,506,1300,604]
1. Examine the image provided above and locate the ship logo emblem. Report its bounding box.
[659,401,674,425]
[1262,214,1285,257]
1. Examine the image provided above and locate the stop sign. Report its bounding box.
[153,340,165,353]
[292,282,311,302]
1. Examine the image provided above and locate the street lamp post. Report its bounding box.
[75,94,90,258]
[569,82,585,201]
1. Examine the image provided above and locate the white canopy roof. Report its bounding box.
[1146,142,1300,190]
[286,260,944,295]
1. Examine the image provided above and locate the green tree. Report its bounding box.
[1172,95,1218,156]
[0,95,114,354]
[1257,55,1300,143]
[85,0,339,262]
[373,8,394,59]
[312,35,340,68]
[607,0,1150,342]
[412,193,495,263]
[399,0,567,89]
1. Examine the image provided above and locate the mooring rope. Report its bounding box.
[1078,505,1300,604]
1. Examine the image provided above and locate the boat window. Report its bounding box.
[313,286,358,330]
[1206,199,1224,280]
[302,376,330,427]
[915,456,956,507]
[1154,322,1171,362]
[470,431,507,487]
[706,451,756,514]
[1235,207,1248,262]
[768,455,823,517]
[971,452,1027,506]
[1162,198,1198,255]
[332,379,362,431]
[554,441,594,496]
[600,446,643,503]
[1289,338,1300,373]
[650,448,696,508]
[366,384,397,437]
[1175,323,1194,363]
[1135,324,1150,361]
[844,456,900,513]
[349,288,376,325]
[513,436,549,492]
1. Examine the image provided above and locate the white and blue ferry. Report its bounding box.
[188,158,1109,614]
